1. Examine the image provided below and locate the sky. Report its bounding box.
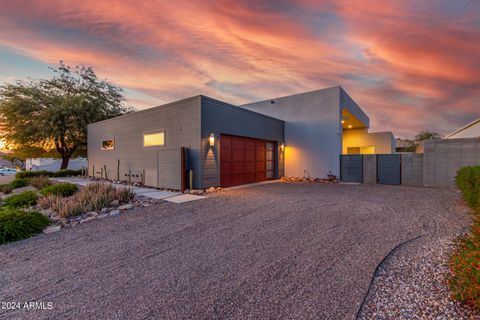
[0,0,479,138]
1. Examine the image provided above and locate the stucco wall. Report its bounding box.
[241,87,353,178]
[87,96,201,189]
[342,128,396,154]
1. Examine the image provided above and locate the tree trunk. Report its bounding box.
[60,156,70,170]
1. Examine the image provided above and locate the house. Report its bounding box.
[445,117,480,139]
[87,87,395,189]
[26,158,87,172]
[240,87,395,178]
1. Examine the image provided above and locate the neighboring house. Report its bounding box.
[88,86,395,189]
[445,117,480,139]
[395,138,416,153]
[26,158,87,172]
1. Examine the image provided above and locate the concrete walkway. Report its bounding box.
[54,177,183,200]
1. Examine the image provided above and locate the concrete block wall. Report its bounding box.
[423,138,480,187]
[401,154,424,186]
[362,155,377,184]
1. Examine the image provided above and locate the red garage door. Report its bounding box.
[220,134,274,187]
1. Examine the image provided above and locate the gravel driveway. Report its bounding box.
[0,182,472,319]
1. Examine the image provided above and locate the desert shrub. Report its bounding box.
[0,184,14,194]
[456,166,480,211]
[450,220,480,309]
[10,178,30,189]
[0,209,50,245]
[40,183,78,197]
[29,176,53,189]
[39,182,134,218]
[3,191,39,208]
[15,170,51,179]
[15,169,83,180]
[53,169,82,177]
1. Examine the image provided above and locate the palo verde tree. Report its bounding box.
[0,62,130,169]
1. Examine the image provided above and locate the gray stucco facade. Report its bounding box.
[241,86,369,178]
[88,96,284,189]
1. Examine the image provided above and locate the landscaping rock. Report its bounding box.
[111,199,119,206]
[97,213,108,219]
[43,225,61,234]
[101,207,109,213]
[80,216,95,224]
[86,211,98,217]
[109,209,120,216]
[118,204,133,210]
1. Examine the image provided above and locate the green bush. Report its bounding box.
[10,178,30,189]
[40,183,78,197]
[0,184,14,194]
[456,166,480,211]
[450,220,480,308]
[450,165,480,308]
[3,191,39,208]
[15,169,82,180]
[15,170,51,179]
[0,209,50,245]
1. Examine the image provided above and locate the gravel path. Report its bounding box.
[0,182,473,319]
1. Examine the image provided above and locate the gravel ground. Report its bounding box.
[358,234,479,319]
[0,182,473,319]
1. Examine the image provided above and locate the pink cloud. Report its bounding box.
[0,0,478,138]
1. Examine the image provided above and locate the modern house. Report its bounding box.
[88,86,395,189]
[445,117,480,139]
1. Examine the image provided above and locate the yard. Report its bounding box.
[0,182,474,319]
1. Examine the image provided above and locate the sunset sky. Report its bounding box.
[0,0,479,138]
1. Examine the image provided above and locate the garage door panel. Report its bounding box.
[245,150,255,161]
[233,162,244,174]
[220,134,274,187]
[232,138,244,149]
[245,140,255,150]
[232,149,244,161]
[245,161,255,173]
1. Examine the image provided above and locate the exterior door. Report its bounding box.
[220,134,274,187]
[340,155,363,183]
[377,154,401,185]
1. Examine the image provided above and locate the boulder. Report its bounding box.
[43,225,61,234]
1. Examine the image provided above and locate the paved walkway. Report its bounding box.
[54,177,190,201]
[0,183,472,319]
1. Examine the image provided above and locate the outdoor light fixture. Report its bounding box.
[348,124,352,129]
[209,133,215,147]
[280,143,285,152]
[341,120,345,124]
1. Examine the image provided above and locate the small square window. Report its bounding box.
[101,139,114,150]
[144,132,165,147]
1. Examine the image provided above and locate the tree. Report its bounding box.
[414,130,443,144]
[0,62,130,169]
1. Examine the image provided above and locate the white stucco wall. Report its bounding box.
[240,86,369,178]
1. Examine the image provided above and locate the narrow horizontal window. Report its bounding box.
[101,139,114,150]
[144,132,165,147]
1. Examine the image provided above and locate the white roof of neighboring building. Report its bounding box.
[445,117,480,139]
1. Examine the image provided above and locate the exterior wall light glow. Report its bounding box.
[348,124,352,129]
[341,120,345,124]
[280,143,285,152]
[209,133,215,147]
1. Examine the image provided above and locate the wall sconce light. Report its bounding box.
[341,120,345,124]
[348,125,352,129]
[280,143,285,152]
[209,133,215,147]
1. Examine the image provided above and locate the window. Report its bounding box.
[101,139,114,150]
[144,132,165,147]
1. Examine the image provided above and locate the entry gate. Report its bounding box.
[377,154,401,185]
[340,155,363,183]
